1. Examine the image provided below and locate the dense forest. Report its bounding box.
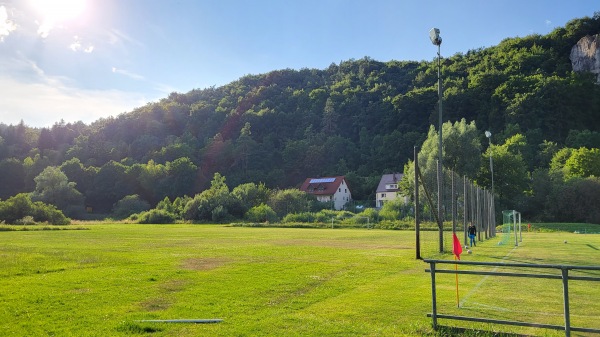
[1,14,600,223]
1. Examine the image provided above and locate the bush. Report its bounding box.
[0,194,70,225]
[112,195,151,219]
[15,216,36,225]
[211,205,229,223]
[282,212,316,223]
[356,208,378,221]
[137,210,176,224]
[31,201,71,225]
[245,204,278,223]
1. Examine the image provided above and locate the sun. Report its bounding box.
[29,0,87,24]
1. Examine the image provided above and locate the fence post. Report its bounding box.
[430,261,438,330]
[562,268,571,337]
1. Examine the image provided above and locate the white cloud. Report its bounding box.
[545,19,552,26]
[69,37,81,51]
[70,35,94,53]
[37,19,53,38]
[0,5,17,41]
[0,57,150,127]
[112,67,145,81]
[107,28,144,48]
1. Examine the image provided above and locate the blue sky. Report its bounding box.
[0,0,598,127]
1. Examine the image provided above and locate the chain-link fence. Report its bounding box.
[414,148,496,259]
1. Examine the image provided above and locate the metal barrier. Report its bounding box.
[424,259,600,337]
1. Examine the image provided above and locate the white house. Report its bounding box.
[299,176,352,210]
[376,173,404,208]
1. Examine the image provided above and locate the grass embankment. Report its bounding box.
[0,224,598,336]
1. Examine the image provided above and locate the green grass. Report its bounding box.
[529,222,600,233]
[0,224,599,336]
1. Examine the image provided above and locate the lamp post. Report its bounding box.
[429,28,443,252]
[485,130,494,236]
[485,131,494,198]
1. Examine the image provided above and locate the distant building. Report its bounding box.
[299,176,352,210]
[376,173,404,208]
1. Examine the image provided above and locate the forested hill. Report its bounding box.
[1,14,600,214]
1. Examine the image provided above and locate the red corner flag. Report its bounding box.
[452,232,463,260]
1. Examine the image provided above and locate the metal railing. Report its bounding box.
[424,259,600,337]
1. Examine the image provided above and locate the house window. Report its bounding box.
[381,193,386,198]
[345,189,347,193]
[339,188,341,192]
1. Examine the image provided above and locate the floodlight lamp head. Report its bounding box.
[485,131,492,138]
[429,28,442,46]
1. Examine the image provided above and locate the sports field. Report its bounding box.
[0,224,598,336]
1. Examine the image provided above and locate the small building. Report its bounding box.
[299,176,352,210]
[376,173,403,208]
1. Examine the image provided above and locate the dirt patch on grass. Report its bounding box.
[160,279,189,292]
[180,257,229,271]
[139,297,170,311]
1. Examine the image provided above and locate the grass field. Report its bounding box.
[0,224,599,336]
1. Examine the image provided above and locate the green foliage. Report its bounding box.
[0,193,69,225]
[379,199,412,221]
[268,189,316,218]
[245,203,278,223]
[547,176,600,224]
[136,209,176,224]
[0,16,600,222]
[15,216,36,225]
[478,135,529,211]
[563,147,600,179]
[231,182,270,213]
[112,194,151,219]
[183,173,240,221]
[355,208,378,222]
[282,212,316,223]
[30,166,85,218]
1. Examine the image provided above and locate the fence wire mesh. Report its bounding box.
[413,151,496,259]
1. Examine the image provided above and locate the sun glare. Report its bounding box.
[29,0,87,23]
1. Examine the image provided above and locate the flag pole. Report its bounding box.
[454,254,460,307]
[452,232,462,308]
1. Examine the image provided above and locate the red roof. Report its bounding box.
[299,176,346,196]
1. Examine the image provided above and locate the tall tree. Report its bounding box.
[30,166,85,217]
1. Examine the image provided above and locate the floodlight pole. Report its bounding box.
[486,131,495,236]
[430,28,444,252]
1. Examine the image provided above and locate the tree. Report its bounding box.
[478,137,529,211]
[442,119,482,177]
[562,147,600,179]
[87,161,133,213]
[231,182,270,213]
[183,173,240,222]
[0,158,26,199]
[166,157,198,197]
[112,194,151,219]
[30,166,85,218]
[547,177,600,223]
[268,189,316,218]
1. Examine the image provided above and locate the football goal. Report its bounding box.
[500,210,522,246]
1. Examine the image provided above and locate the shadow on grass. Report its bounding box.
[431,325,532,337]
[116,321,163,334]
